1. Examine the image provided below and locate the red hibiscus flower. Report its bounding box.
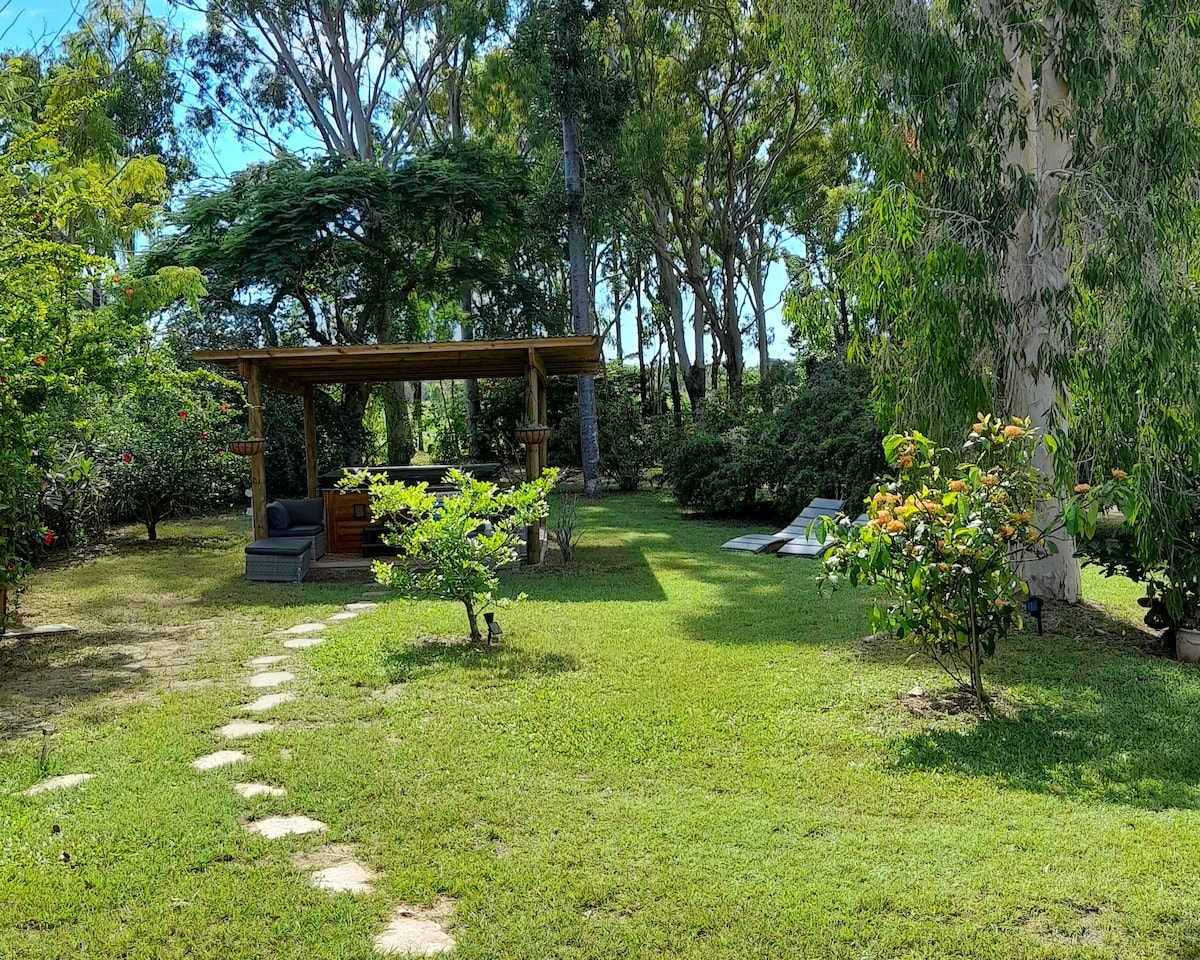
[44,531,55,546]
[178,411,187,419]
[122,453,132,463]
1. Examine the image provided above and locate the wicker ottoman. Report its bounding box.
[245,537,313,583]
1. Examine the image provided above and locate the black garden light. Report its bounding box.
[483,611,502,644]
[1025,595,1044,635]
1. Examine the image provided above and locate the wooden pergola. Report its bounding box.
[193,336,602,565]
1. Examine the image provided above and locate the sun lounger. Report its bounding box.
[720,498,845,553]
[776,513,869,558]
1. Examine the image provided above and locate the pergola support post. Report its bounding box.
[247,362,268,541]
[303,385,318,499]
[525,354,544,565]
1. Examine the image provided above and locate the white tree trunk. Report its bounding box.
[996,8,1080,602]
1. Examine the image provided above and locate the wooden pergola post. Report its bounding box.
[303,385,318,499]
[525,351,543,564]
[246,362,268,541]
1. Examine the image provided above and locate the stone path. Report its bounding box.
[192,750,248,771]
[219,720,276,739]
[249,671,294,689]
[245,814,327,838]
[235,782,286,798]
[376,902,457,956]
[188,595,456,955]
[285,622,326,635]
[23,773,95,795]
[282,636,324,649]
[242,692,295,712]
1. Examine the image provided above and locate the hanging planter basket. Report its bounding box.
[228,438,266,457]
[515,425,551,446]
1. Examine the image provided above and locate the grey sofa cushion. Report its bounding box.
[246,537,312,556]
[266,502,291,531]
[277,498,325,527]
[270,523,323,538]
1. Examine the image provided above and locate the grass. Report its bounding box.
[3,493,1200,958]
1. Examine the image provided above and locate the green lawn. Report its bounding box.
[3,492,1200,959]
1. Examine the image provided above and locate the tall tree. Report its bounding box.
[789,0,1200,600]
[558,0,602,496]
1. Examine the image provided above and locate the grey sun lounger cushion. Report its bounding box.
[720,498,846,553]
[777,514,869,558]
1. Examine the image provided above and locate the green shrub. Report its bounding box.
[666,358,882,518]
[819,417,1126,705]
[103,382,245,540]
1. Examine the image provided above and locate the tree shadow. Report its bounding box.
[514,543,668,602]
[0,628,150,740]
[888,602,1200,811]
[383,638,578,684]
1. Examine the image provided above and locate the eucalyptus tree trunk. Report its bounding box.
[559,3,601,496]
[994,7,1079,602]
[448,67,482,462]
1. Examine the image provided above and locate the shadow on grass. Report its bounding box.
[514,544,668,602]
[384,639,578,683]
[888,603,1200,811]
[0,629,146,740]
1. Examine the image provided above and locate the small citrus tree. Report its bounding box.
[352,468,557,643]
[818,416,1126,705]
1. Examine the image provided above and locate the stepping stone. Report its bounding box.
[234,782,286,799]
[249,671,294,689]
[375,906,455,956]
[245,815,327,839]
[23,773,94,796]
[193,750,249,771]
[250,655,288,666]
[219,720,277,739]
[311,859,376,894]
[327,611,357,621]
[283,637,325,649]
[286,623,325,635]
[346,602,378,611]
[242,692,295,713]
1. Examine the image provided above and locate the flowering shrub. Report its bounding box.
[348,468,557,643]
[818,416,1125,704]
[104,385,245,540]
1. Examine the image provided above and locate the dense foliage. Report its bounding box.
[667,358,883,518]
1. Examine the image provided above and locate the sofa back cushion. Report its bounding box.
[276,498,325,527]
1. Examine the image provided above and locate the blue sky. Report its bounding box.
[11,0,797,364]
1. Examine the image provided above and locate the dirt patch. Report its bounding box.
[1020,905,1107,948]
[292,843,361,871]
[900,685,1014,719]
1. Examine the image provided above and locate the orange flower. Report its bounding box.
[1073,483,1092,494]
[971,422,985,434]
[980,475,999,487]
[1112,469,1128,480]
[886,520,906,533]
[1000,524,1016,539]
[897,455,915,470]
[949,480,967,493]
[875,511,894,525]
[1003,425,1023,439]
[34,354,47,367]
